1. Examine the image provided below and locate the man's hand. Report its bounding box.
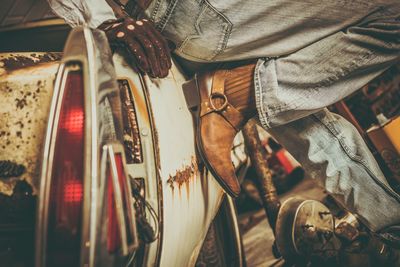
[99,17,172,78]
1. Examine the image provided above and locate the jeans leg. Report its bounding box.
[254,2,400,129]
[264,108,400,232]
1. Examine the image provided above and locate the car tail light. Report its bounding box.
[105,146,137,255]
[46,64,84,267]
[114,153,134,244]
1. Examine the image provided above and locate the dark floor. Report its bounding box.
[239,177,328,267]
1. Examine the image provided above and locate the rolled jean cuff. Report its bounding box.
[254,58,272,129]
[254,58,319,130]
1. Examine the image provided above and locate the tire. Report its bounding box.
[196,196,245,267]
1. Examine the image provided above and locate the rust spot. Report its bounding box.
[0,53,62,73]
[15,98,27,109]
[0,160,26,178]
[15,121,24,128]
[166,157,198,197]
[140,79,161,170]
[127,80,150,126]
[152,126,161,171]
[119,79,143,164]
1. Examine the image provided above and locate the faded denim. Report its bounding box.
[143,0,400,234]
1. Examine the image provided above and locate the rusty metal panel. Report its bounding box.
[113,53,232,267]
[0,52,60,196]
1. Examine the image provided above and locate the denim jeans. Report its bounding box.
[143,0,400,234]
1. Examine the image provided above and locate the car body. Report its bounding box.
[0,20,248,267]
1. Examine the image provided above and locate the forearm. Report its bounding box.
[49,0,171,78]
[47,0,116,28]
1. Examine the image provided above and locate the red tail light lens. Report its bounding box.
[107,151,134,254]
[107,166,121,253]
[64,179,84,203]
[46,66,84,267]
[114,153,133,245]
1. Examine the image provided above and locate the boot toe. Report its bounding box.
[198,112,241,197]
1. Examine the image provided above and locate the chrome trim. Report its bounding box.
[113,63,163,267]
[35,62,70,267]
[108,145,129,255]
[35,27,97,267]
[138,74,163,266]
[108,144,139,254]
[83,27,98,267]
[111,144,139,253]
[226,196,244,267]
[36,27,134,267]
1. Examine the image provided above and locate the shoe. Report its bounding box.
[182,64,256,197]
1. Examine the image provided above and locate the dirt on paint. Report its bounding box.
[0,53,62,73]
[0,160,26,179]
[0,56,58,196]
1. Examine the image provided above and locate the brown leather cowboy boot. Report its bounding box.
[183,62,257,197]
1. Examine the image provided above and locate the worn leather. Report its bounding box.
[194,63,256,197]
[98,17,172,78]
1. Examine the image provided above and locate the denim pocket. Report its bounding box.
[155,0,232,62]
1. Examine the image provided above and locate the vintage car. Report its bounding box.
[0,19,249,267]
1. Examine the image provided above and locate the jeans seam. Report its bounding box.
[312,113,400,203]
[254,58,271,129]
[157,0,179,32]
[151,0,162,29]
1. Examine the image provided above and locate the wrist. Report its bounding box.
[135,0,153,10]
[98,18,125,31]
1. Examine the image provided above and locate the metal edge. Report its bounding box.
[138,75,164,267]
[34,62,67,267]
[108,142,139,253]
[118,74,162,266]
[35,26,95,267]
[117,76,158,266]
[82,27,98,267]
[226,196,244,267]
[108,145,129,255]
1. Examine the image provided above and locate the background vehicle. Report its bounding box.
[0,20,248,267]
